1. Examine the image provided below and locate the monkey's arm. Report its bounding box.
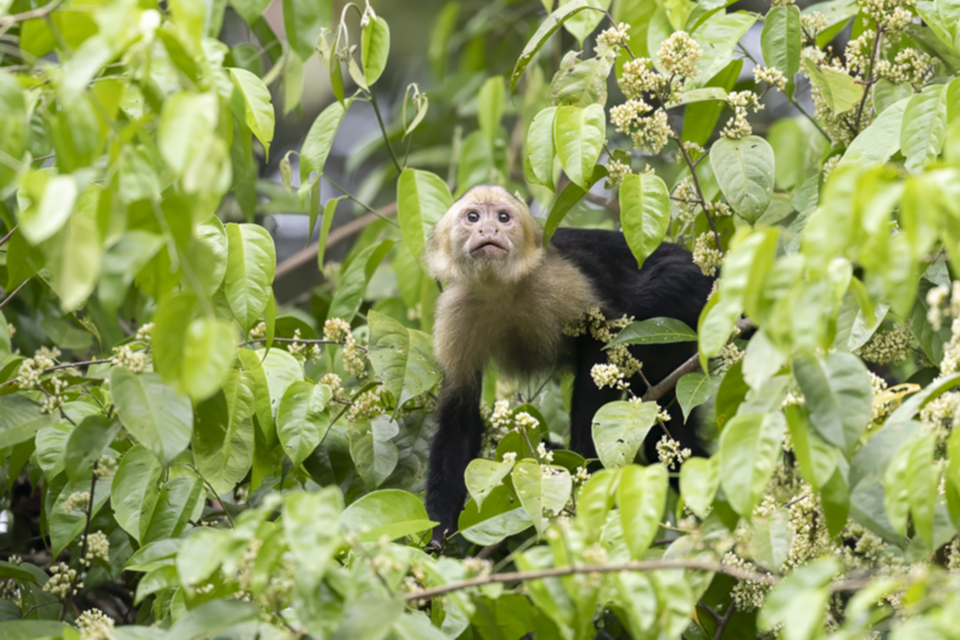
[426,378,485,548]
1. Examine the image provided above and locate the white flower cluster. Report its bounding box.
[323,317,366,376]
[536,441,554,463]
[591,363,628,390]
[112,345,149,373]
[673,177,699,224]
[884,48,934,87]
[248,322,267,339]
[597,22,630,49]
[574,466,590,483]
[491,400,512,435]
[346,384,388,422]
[321,372,342,395]
[62,491,91,514]
[323,317,352,342]
[722,552,769,610]
[800,12,829,42]
[721,91,764,139]
[753,65,787,91]
[859,0,915,34]
[822,155,842,181]
[502,451,517,465]
[43,563,79,598]
[693,232,722,276]
[83,531,110,566]
[462,557,493,578]
[134,322,153,342]
[925,282,960,330]
[942,318,960,375]
[287,328,307,358]
[771,0,795,6]
[919,390,960,437]
[583,542,608,566]
[856,324,913,365]
[515,411,539,433]
[77,608,114,640]
[658,31,702,78]
[720,343,745,371]
[41,374,69,414]
[656,434,691,468]
[619,58,663,100]
[604,158,632,190]
[94,455,118,479]
[610,99,674,155]
[15,346,60,388]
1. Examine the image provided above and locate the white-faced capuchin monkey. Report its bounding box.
[424,184,714,549]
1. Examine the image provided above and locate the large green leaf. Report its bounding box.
[839,97,909,169]
[0,396,54,449]
[458,482,533,545]
[803,58,863,114]
[793,352,872,455]
[368,310,441,410]
[142,475,203,543]
[719,412,786,516]
[0,70,26,192]
[341,488,435,543]
[396,169,452,260]
[225,223,276,332]
[478,75,505,142]
[784,404,839,490]
[608,317,697,347]
[283,488,342,580]
[710,135,775,224]
[618,463,667,559]
[277,381,332,468]
[229,68,275,161]
[159,91,218,175]
[282,0,330,61]
[679,456,720,518]
[542,165,607,245]
[592,401,659,469]
[527,107,558,187]
[619,172,670,268]
[758,559,837,639]
[676,372,716,422]
[44,184,101,311]
[465,457,516,511]
[361,13,391,86]
[511,0,595,90]
[328,239,394,322]
[760,5,801,96]
[300,100,347,183]
[554,103,605,190]
[64,415,119,483]
[349,415,400,488]
[16,172,77,245]
[901,83,948,173]
[689,11,756,86]
[512,460,572,535]
[111,369,193,465]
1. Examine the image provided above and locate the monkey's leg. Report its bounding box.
[426,384,485,549]
[568,338,622,458]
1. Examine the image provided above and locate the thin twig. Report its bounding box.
[405,558,777,602]
[61,463,98,621]
[0,225,17,248]
[713,602,736,640]
[671,135,722,252]
[369,91,403,174]
[0,0,61,25]
[0,278,29,311]
[853,24,883,136]
[324,175,400,227]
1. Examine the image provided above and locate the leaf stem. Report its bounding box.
[369,90,403,174]
[853,24,883,136]
[671,135,723,253]
[0,278,30,311]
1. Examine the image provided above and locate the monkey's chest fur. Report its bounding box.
[433,252,597,386]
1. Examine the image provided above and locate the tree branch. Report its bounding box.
[0,278,30,311]
[405,558,777,602]
[671,135,722,253]
[0,0,61,26]
[0,225,17,248]
[853,25,883,136]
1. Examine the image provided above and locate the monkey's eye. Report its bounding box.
[497,211,511,223]
[466,211,480,223]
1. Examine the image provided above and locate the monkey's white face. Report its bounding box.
[456,203,521,261]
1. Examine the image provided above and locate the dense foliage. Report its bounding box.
[2,0,960,637]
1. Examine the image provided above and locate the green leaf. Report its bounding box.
[230,0,272,24]
[168,600,260,639]
[181,318,237,402]
[159,91,218,175]
[760,5,801,96]
[542,165,607,245]
[608,317,696,347]
[619,172,670,268]
[947,427,960,530]
[554,104,605,191]
[784,404,839,490]
[429,2,459,81]
[64,416,119,483]
[759,558,837,639]
[361,13,390,85]
[512,460,572,535]
[300,100,347,183]
[550,48,616,108]
[682,59,742,146]
[906,433,938,547]
[0,622,71,638]
[225,223,276,332]
[50,476,110,557]
[750,508,792,571]
[802,58,863,114]
[511,0,595,91]
[341,488,435,542]
[111,369,194,465]
[16,172,77,245]
[459,482,533,545]
[618,463,667,559]
[719,412,786,516]
[284,488,342,582]
[349,415,400,488]
[527,107,558,187]
[0,396,54,449]
[397,169,453,260]
[282,0,330,61]
[465,457,516,511]
[710,135,775,224]
[143,475,203,543]
[679,456,720,518]
[900,83,948,173]
[793,352,872,455]
[317,196,344,268]
[188,216,229,298]
[478,76,505,142]
[238,347,303,441]
[592,401,659,469]
[839,97,909,170]
[328,239,394,322]
[229,68,275,161]
[0,70,27,192]
[689,11,756,86]
[277,381,332,468]
[368,310,441,410]
[560,0,609,44]
[676,372,715,422]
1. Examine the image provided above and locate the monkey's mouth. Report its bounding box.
[470,240,508,257]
